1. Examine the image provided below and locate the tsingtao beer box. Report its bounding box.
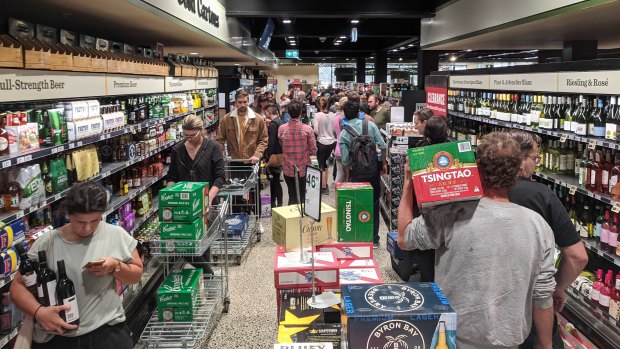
[272,203,337,251]
[341,283,457,349]
[274,252,340,289]
[335,183,373,242]
[408,141,483,209]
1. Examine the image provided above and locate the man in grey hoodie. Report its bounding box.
[398,132,556,349]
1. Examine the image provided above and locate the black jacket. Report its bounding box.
[167,138,226,189]
[264,117,284,161]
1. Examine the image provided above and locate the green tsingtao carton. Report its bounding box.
[157,268,203,308]
[159,217,205,240]
[336,182,374,242]
[158,306,195,322]
[158,182,209,222]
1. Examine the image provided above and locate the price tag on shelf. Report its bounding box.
[77,141,83,147]
[612,202,620,213]
[560,134,568,143]
[2,160,10,168]
[569,185,577,196]
[100,135,106,141]
[69,143,75,149]
[588,139,597,150]
[15,211,24,219]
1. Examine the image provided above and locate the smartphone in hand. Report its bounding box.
[83,259,105,269]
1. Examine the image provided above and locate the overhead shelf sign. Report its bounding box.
[106,74,164,95]
[165,76,197,92]
[490,73,558,92]
[449,75,489,90]
[285,50,299,59]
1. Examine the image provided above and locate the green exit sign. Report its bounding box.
[285,50,299,58]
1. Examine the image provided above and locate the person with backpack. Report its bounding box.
[339,100,387,248]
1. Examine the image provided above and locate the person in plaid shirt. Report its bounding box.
[278,100,317,205]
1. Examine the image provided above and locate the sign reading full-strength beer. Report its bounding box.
[408,141,483,209]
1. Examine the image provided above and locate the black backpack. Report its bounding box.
[344,120,378,179]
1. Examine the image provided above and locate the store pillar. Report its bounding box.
[356,57,365,83]
[562,40,598,61]
[417,49,439,90]
[374,51,387,83]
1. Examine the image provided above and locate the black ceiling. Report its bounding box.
[227,0,453,62]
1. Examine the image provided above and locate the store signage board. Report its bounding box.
[449,75,490,90]
[142,0,227,41]
[106,74,163,95]
[426,86,448,117]
[164,76,196,92]
[391,106,405,122]
[0,68,106,103]
[285,50,299,59]
[305,166,322,222]
[490,73,558,92]
[196,78,217,89]
[558,71,620,94]
[274,343,333,349]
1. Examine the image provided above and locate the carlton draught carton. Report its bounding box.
[408,141,482,209]
[272,203,337,251]
[335,183,373,242]
[341,282,457,349]
[159,182,209,222]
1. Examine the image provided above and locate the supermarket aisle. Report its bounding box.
[204,178,401,348]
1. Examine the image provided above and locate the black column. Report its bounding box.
[417,49,440,90]
[537,50,562,64]
[356,57,365,83]
[562,40,598,61]
[374,51,387,83]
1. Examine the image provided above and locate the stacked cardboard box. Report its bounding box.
[157,268,204,322]
[335,183,374,243]
[158,182,209,253]
[316,242,382,289]
[272,203,337,251]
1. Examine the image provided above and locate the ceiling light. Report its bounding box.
[466,49,472,52]
[400,46,406,49]
[189,52,199,55]
[283,19,292,24]
[351,19,359,24]
[399,58,403,61]
[450,56,457,62]
[234,63,240,66]
[408,44,414,47]
[334,42,341,45]
[340,36,346,39]
[336,40,342,43]
[290,43,296,46]
[288,36,294,39]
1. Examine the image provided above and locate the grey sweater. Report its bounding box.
[404,197,556,349]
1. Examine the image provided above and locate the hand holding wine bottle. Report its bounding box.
[34,304,78,334]
[83,257,120,276]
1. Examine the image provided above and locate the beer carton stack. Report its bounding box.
[316,242,382,290]
[408,140,483,210]
[341,282,457,349]
[158,182,209,254]
[272,203,337,251]
[157,268,204,322]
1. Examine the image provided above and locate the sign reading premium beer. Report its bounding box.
[106,74,163,95]
[449,75,490,90]
[408,141,483,209]
[490,73,557,92]
[342,283,457,349]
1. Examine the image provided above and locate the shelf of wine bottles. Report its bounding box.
[565,286,620,349]
[0,140,179,227]
[0,324,21,348]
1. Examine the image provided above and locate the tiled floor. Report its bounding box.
[203,177,402,348]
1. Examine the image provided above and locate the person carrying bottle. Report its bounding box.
[10,181,143,349]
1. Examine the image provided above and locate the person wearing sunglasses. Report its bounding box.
[166,114,226,276]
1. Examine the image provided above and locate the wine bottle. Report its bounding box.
[17,244,38,299]
[609,274,620,320]
[56,260,79,326]
[600,270,613,313]
[575,96,588,136]
[608,214,619,254]
[606,96,617,140]
[601,210,611,249]
[592,97,606,138]
[564,96,574,132]
[591,269,604,305]
[37,250,57,307]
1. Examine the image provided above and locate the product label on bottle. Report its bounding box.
[539,118,554,129]
[567,154,575,173]
[47,280,58,306]
[22,272,37,287]
[603,170,610,186]
[606,123,617,140]
[596,223,602,238]
[63,295,80,323]
[610,232,618,247]
[559,155,567,171]
[530,110,541,123]
[601,227,610,244]
[594,126,606,138]
[610,176,618,193]
[610,299,620,320]
[579,168,587,186]
[591,288,600,302]
[510,113,520,123]
[588,123,595,136]
[564,121,572,132]
[600,294,611,307]
[578,222,589,238]
[37,285,43,300]
[591,170,597,185]
[575,123,588,136]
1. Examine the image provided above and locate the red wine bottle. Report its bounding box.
[16,244,38,299]
[36,250,57,307]
[56,260,79,326]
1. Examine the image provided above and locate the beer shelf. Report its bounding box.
[564,286,620,349]
[449,110,620,151]
[139,277,223,349]
[0,107,203,171]
[582,239,620,268]
[0,140,179,227]
[0,323,21,348]
[103,166,169,217]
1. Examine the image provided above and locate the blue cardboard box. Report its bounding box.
[226,214,249,239]
[386,231,405,260]
[341,282,457,349]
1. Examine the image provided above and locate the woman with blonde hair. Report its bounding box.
[312,96,336,194]
[331,97,348,183]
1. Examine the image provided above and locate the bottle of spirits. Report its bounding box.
[17,244,38,299]
[600,270,614,313]
[56,260,80,326]
[591,269,604,306]
[37,250,57,307]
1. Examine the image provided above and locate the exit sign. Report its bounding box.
[285,50,299,58]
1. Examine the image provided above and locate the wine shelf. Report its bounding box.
[565,286,620,349]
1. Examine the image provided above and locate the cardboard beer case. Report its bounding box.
[279,292,341,325]
[316,242,373,260]
[339,268,382,286]
[341,282,457,349]
[408,141,483,209]
[272,203,337,251]
[335,183,373,242]
[274,252,340,289]
[278,324,342,349]
[386,231,405,260]
[158,306,194,322]
[338,259,376,268]
[157,268,203,308]
[158,181,209,222]
[226,214,249,239]
[159,217,205,240]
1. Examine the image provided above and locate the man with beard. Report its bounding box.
[216,89,268,164]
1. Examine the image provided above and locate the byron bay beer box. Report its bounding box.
[317,242,373,260]
[408,141,482,209]
[272,203,337,251]
[341,283,457,349]
[335,183,373,242]
[159,181,209,222]
[274,251,340,289]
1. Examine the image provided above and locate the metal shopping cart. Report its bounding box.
[211,159,261,265]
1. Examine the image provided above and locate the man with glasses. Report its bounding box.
[506,131,588,349]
